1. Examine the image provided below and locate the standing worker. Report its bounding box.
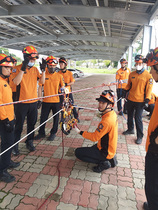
[122,55,153,144]
[116,58,130,115]
[34,56,65,141]
[143,47,158,210]
[11,45,45,155]
[0,54,20,183]
[73,90,118,173]
[58,57,79,122]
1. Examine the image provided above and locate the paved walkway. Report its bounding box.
[0,74,149,210]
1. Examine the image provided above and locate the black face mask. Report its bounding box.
[48,66,56,74]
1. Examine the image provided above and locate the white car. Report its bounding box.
[68,69,84,78]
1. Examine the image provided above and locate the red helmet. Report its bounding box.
[120,58,128,64]
[22,45,39,59]
[145,47,158,66]
[0,54,14,67]
[46,56,58,66]
[59,57,67,66]
[135,55,144,63]
[96,90,115,107]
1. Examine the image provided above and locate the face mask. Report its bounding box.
[28,61,35,67]
[48,67,56,73]
[136,65,143,71]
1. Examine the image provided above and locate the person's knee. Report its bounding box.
[75,148,82,159]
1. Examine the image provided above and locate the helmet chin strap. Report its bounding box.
[99,103,113,113]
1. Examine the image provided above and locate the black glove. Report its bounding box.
[150,126,158,145]
[144,99,149,109]
[37,100,42,109]
[39,58,47,72]
[21,57,29,71]
[65,83,67,86]
[2,118,14,132]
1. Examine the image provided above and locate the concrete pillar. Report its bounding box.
[142,25,152,57]
[128,46,133,70]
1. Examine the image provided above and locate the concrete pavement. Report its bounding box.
[0,74,148,210]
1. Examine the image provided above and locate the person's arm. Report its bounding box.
[39,72,45,85]
[38,84,43,100]
[13,70,24,85]
[145,75,153,100]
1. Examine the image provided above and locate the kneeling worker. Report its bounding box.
[73,90,118,173]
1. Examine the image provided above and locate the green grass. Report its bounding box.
[75,67,117,74]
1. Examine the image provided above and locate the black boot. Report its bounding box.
[93,161,111,173]
[0,169,15,183]
[34,133,46,140]
[143,202,149,210]
[47,133,56,141]
[122,129,134,135]
[109,155,118,168]
[8,160,20,169]
[135,138,142,144]
[26,140,35,152]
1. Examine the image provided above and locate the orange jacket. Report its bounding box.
[146,97,158,151]
[0,76,14,121]
[81,110,118,159]
[10,64,42,103]
[58,70,75,92]
[149,92,156,105]
[39,70,64,103]
[116,67,130,89]
[125,70,153,102]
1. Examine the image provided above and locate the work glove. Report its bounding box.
[60,87,65,93]
[21,57,29,71]
[150,126,158,145]
[144,99,149,109]
[2,118,14,132]
[65,83,68,87]
[39,58,47,72]
[37,100,42,109]
[73,125,80,134]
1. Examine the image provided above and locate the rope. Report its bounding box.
[0,82,118,107]
[37,131,65,210]
[0,109,63,156]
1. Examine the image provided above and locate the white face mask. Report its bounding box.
[136,65,143,71]
[28,61,35,67]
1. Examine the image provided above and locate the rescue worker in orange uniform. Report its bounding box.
[10,46,45,155]
[73,90,118,173]
[144,92,156,118]
[0,54,20,183]
[116,58,130,115]
[123,55,153,144]
[143,47,158,210]
[34,56,65,141]
[58,57,79,121]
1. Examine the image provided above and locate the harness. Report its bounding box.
[60,88,78,135]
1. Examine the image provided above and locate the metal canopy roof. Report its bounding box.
[0,0,157,61]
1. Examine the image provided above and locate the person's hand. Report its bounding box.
[122,90,127,98]
[2,118,14,132]
[144,99,149,109]
[65,83,68,86]
[150,126,158,145]
[73,125,80,134]
[60,87,65,93]
[21,57,29,71]
[39,58,47,72]
[37,100,42,109]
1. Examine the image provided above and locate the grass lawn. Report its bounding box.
[75,67,117,74]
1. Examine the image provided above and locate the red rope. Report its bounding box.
[37,131,65,210]
[0,82,117,107]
